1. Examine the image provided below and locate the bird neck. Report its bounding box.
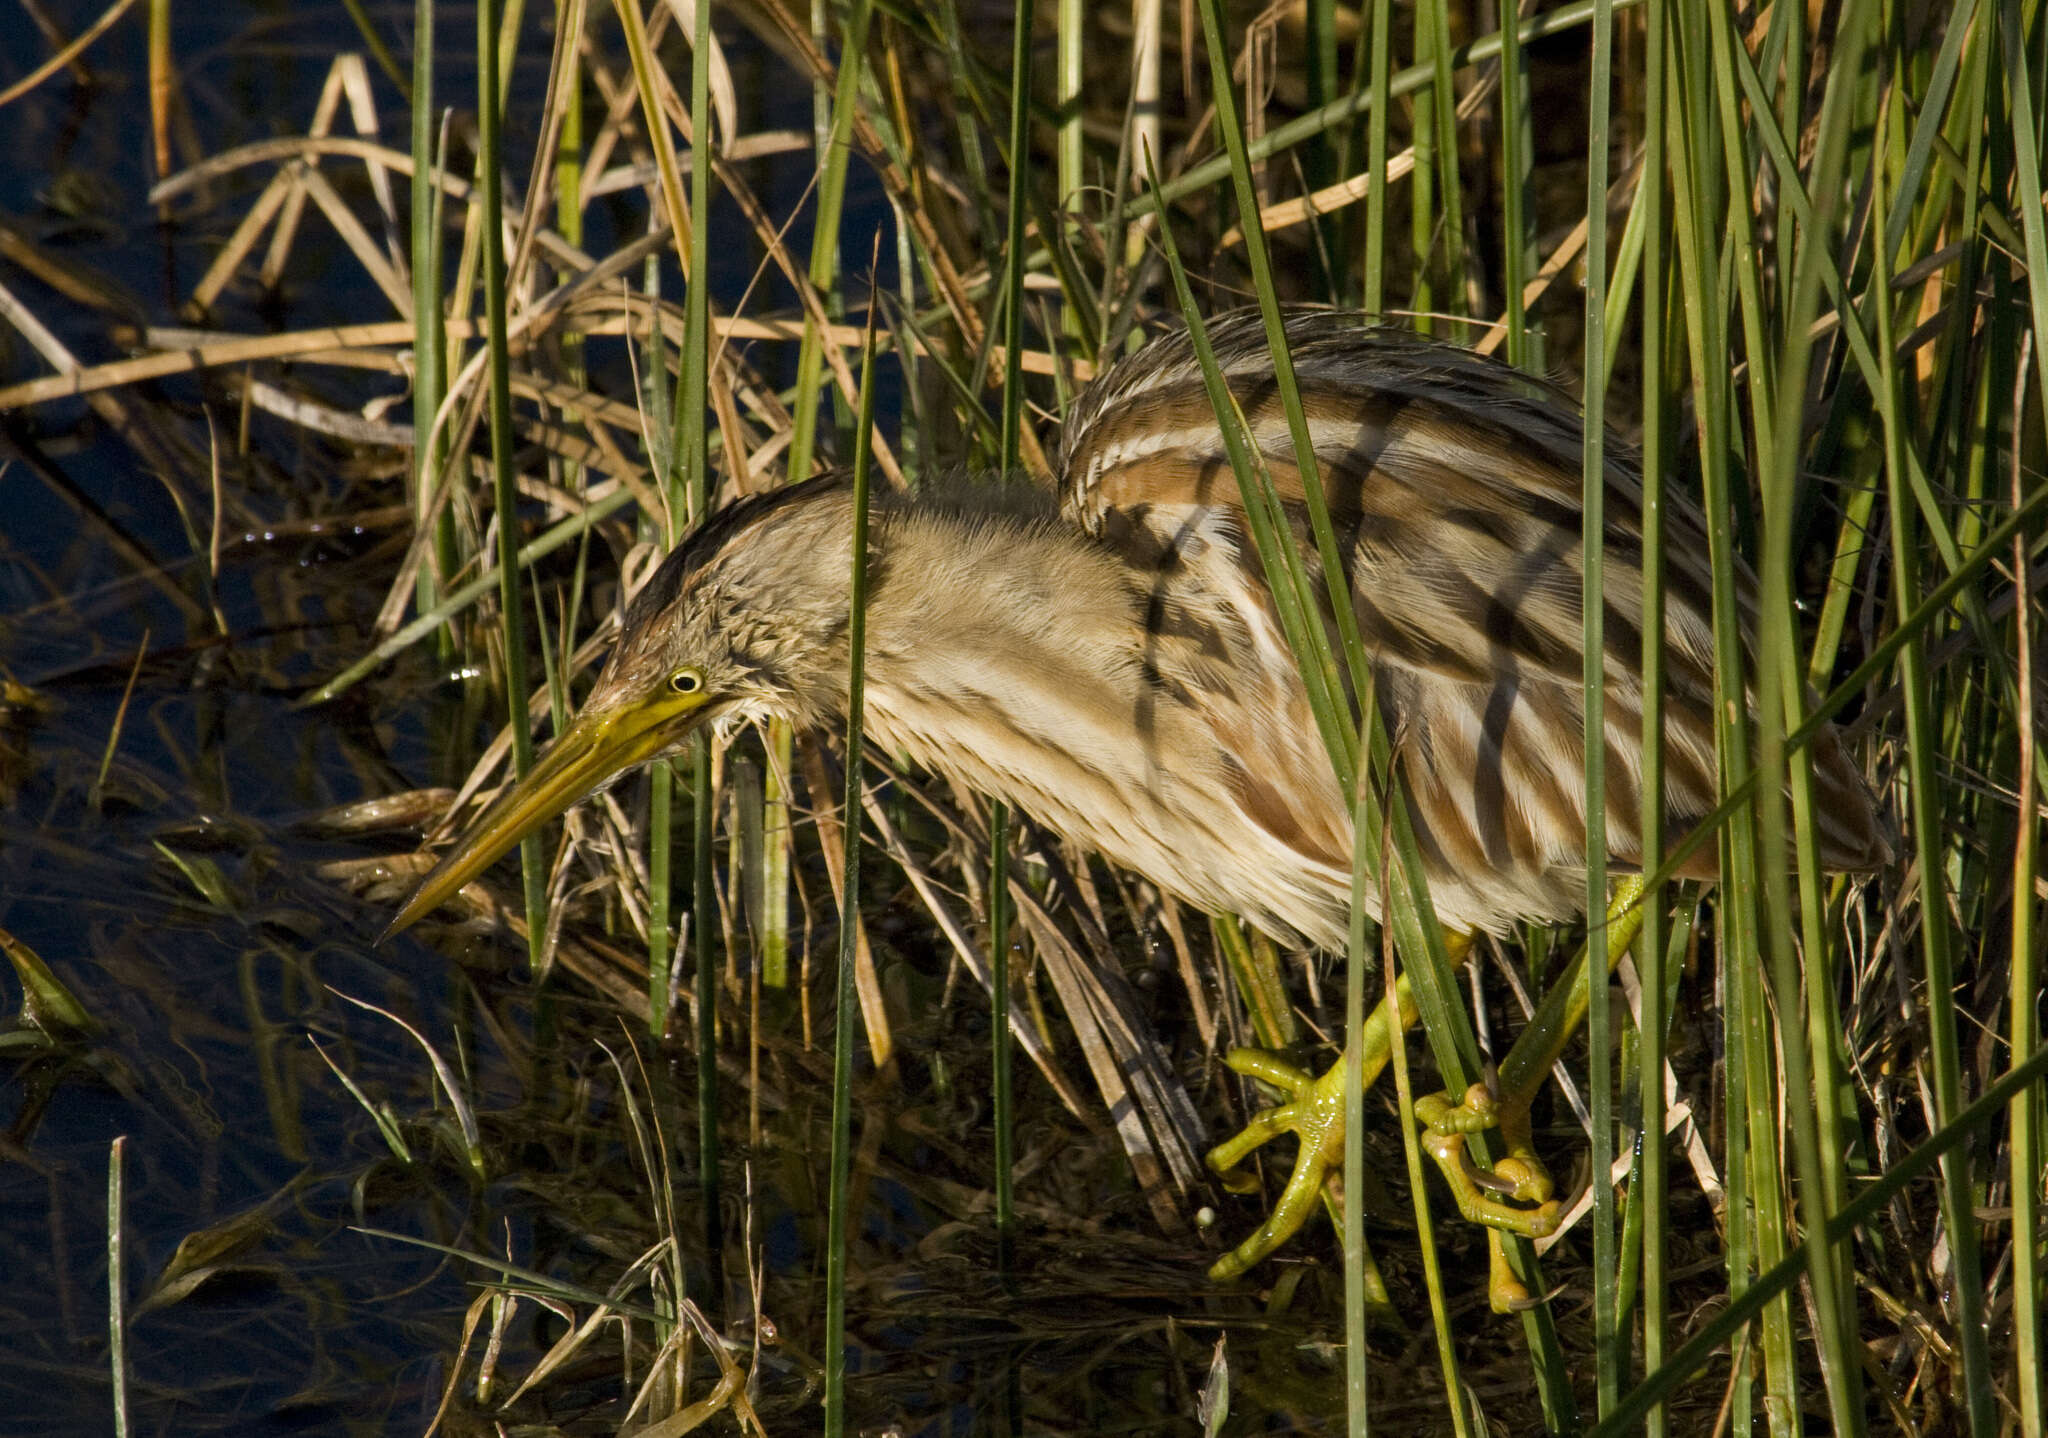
[858,489,1131,709]
[724,482,1111,732]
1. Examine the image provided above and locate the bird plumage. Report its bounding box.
[394,308,1887,950]
[575,309,1885,951]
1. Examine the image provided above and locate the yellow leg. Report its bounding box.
[1206,880,1651,1303]
[1413,878,1650,1264]
[1205,937,1462,1281]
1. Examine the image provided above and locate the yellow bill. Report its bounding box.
[382,685,711,939]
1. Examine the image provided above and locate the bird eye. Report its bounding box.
[670,667,705,695]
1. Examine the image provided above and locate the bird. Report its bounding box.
[383,308,1889,1302]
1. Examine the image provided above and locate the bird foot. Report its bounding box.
[1414,1081,1563,1235]
[1414,1081,1563,1314]
[1203,1047,1352,1282]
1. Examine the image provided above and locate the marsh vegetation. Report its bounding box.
[1,1,2044,1434]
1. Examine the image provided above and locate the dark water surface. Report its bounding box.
[1,13,545,1426]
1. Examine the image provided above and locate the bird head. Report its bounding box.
[382,476,857,938]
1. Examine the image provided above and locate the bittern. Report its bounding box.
[385,309,1887,1300]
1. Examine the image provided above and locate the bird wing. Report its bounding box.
[1062,312,1884,931]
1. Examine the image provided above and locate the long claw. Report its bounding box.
[1416,1079,1564,1257]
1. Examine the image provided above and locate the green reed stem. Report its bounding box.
[2002,0,2048,449]
[992,0,1035,1263]
[476,0,547,974]
[1665,12,1768,1426]
[765,0,846,999]
[1359,0,1391,315]
[1998,5,2048,1430]
[1211,912,1297,1048]
[2009,447,2045,1438]
[1369,807,1473,1438]
[1498,0,1534,366]
[822,321,879,1438]
[1636,6,1671,1428]
[1754,4,1874,1425]
[1303,0,1340,295]
[1580,0,1616,1414]
[682,0,721,1296]
[553,2,583,252]
[1408,0,1439,326]
[1872,15,1993,1429]
[411,0,452,628]
[649,762,675,1013]
[643,490,676,1030]
[1343,753,1371,1438]
[1700,0,1774,445]
[1420,0,1465,315]
[339,0,407,89]
[786,0,872,484]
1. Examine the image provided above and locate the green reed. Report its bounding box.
[1580,0,1617,1414]
[993,0,1035,1269]
[476,0,548,973]
[823,317,880,1438]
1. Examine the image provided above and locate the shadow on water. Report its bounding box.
[0,6,1547,1434]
